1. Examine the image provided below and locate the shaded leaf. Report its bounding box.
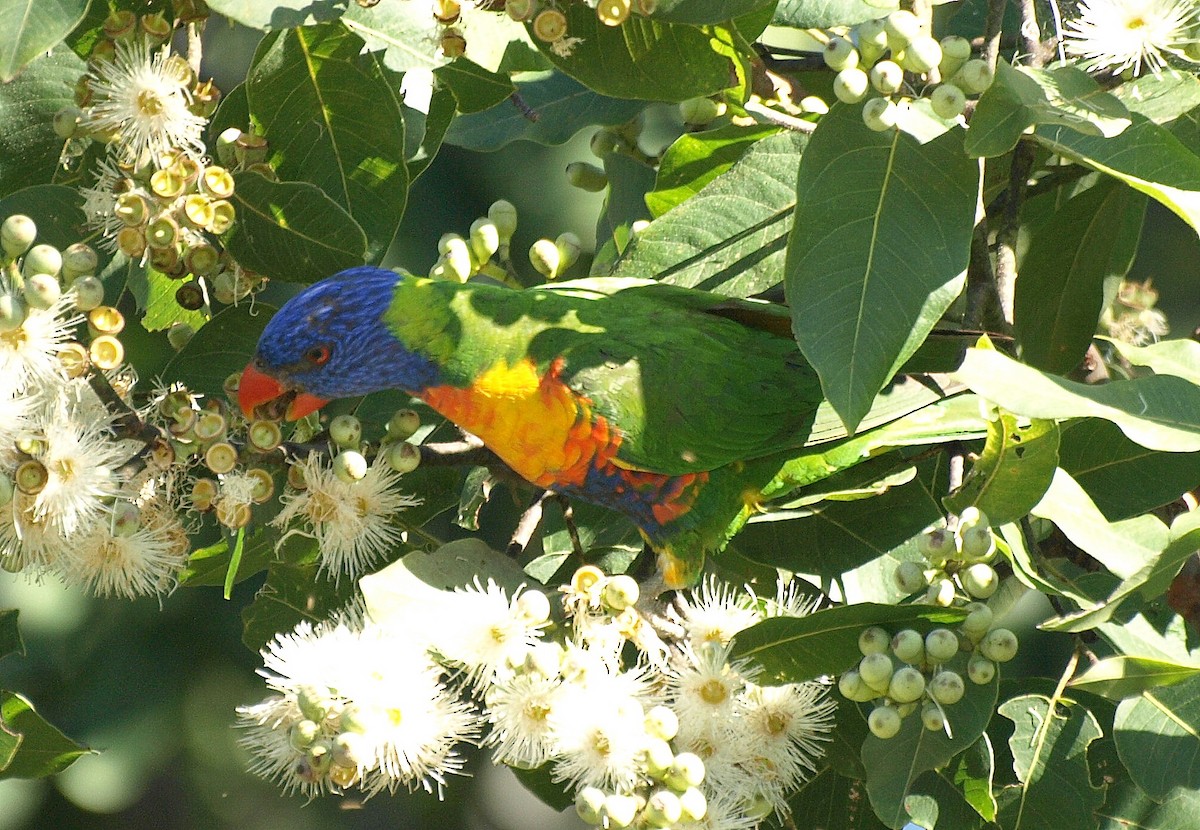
[951,346,1200,452]
[1070,655,1200,700]
[1098,780,1200,829]
[446,71,646,151]
[205,0,346,30]
[1114,70,1200,125]
[787,107,979,432]
[612,130,807,296]
[906,766,987,830]
[246,23,407,261]
[731,602,967,685]
[0,48,83,193]
[0,610,21,660]
[944,412,1060,526]
[241,558,358,652]
[596,151,655,253]
[0,0,87,82]
[651,0,775,25]
[1104,335,1200,385]
[645,123,779,218]
[435,58,515,114]
[125,265,208,332]
[1013,179,1146,374]
[787,767,889,829]
[0,185,84,248]
[0,692,88,779]
[162,301,274,399]
[996,694,1104,830]
[1114,673,1200,800]
[224,172,366,283]
[774,0,899,28]
[1034,113,1200,233]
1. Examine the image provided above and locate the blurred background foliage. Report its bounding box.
[0,11,1198,830]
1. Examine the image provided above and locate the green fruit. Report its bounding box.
[929,670,965,705]
[891,629,925,664]
[869,705,903,739]
[332,450,368,482]
[901,35,942,74]
[925,628,960,663]
[839,669,876,702]
[1,215,37,258]
[926,577,956,607]
[679,96,722,126]
[888,666,926,703]
[960,603,994,640]
[834,67,871,103]
[968,654,996,684]
[576,787,606,825]
[980,628,1019,662]
[870,60,904,95]
[566,161,609,192]
[957,58,995,94]
[931,84,967,119]
[859,625,891,655]
[386,408,421,441]
[918,526,955,565]
[862,96,899,131]
[859,652,894,691]
[939,35,971,76]
[329,414,362,449]
[856,18,888,64]
[894,560,928,594]
[921,702,945,731]
[884,10,922,52]
[22,243,62,278]
[823,36,860,71]
[963,562,999,598]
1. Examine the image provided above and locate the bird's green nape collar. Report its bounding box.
[384,277,460,367]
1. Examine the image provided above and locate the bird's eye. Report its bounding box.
[304,345,332,366]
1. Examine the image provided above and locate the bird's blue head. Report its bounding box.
[239,266,441,419]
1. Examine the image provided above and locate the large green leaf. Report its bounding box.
[996,694,1104,830]
[241,556,359,652]
[0,185,84,249]
[534,6,740,102]
[224,172,366,283]
[0,610,21,660]
[1104,335,1200,385]
[787,107,979,432]
[1058,419,1200,522]
[1070,655,1200,700]
[645,123,780,218]
[944,412,1060,526]
[205,0,345,30]
[1114,673,1200,800]
[0,0,87,82]
[445,70,646,150]
[125,265,208,333]
[162,301,274,399]
[0,48,82,194]
[773,0,899,27]
[1034,113,1200,233]
[611,130,806,296]
[731,602,967,684]
[596,151,655,254]
[862,652,999,828]
[650,0,775,24]
[435,58,515,114]
[0,692,88,778]
[1013,179,1146,374]
[965,62,1130,158]
[1114,70,1200,125]
[786,766,890,830]
[1099,780,1200,830]
[951,346,1200,452]
[246,23,407,262]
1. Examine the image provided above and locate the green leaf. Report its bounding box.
[1070,655,1200,700]
[1099,780,1200,830]
[0,0,87,82]
[862,652,999,828]
[996,694,1104,830]
[0,48,83,193]
[731,602,967,684]
[645,123,779,218]
[179,526,305,588]
[445,71,646,151]
[241,557,358,652]
[1034,113,1200,234]
[966,62,1131,158]
[0,610,21,660]
[511,764,574,812]
[435,58,515,114]
[205,0,346,30]
[786,767,890,830]
[534,7,740,102]
[224,172,366,283]
[1059,419,1200,522]
[611,130,806,296]
[1013,179,1146,374]
[596,151,655,252]
[957,734,999,822]
[0,691,88,778]
[162,301,274,399]
[1104,336,1200,385]
[406,83,456,178]
[125,265,209,332]
[951,346,1200,452]
[651,0,775,25]
[1114,70,1200,125]
[944,412,1060,526]
[1114,673,1200,800]
[246,23,408,262]
[773,0,899,28]
[787,107,979,433]
[906,766,987,830]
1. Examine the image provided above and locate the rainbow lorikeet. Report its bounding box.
[240,266,951,586]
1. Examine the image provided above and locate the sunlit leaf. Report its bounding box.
[0,0,88,82]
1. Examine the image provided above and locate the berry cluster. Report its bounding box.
[823,11,996,131]
[899,506,1003,606]
[429,200,517,283]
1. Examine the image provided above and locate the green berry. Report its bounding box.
[72,275,106,312]
[23,243,62,278]
[926,577,956,607]
[902,36,942,74]
[1,215,37,258]
[645,705,679,741]
[888,666,926,703]
[332,450,368,482]
[884,10,923,52]
[488,199,517,241]
[0,294,27,333]
[834,67,871,103]
[961,603,994,640]
[921,702,946,731]
[386,408,421,441]
[823,36,860,71]
[859,625,891,655]
[859,652,894,691]
[918,526,955,565]
[931,83,968,119]
[929,670,965,705]
[980,628,1019,662]
[603,574,639,610]
[963,562,999,598]
[870,61,904,95]
[957,59,995,94]
[894,560,928,594]
[385,441,421,474]
[839,669,876,702]
[666,752,706,790]
[925,628,959,663]
[23,273,61,310]
[566,161,609,192]
[469,217,500,263]
[891,629,925,664]
[856,18,889,64]
[645,789,683,828]
[529,238,561,279]
[679,787,707,822]
[939,36,972,77]
[576,786,606,825]
[968,654,997,684]
[329,414,362,450]
[869,704,903,739]
[679,96,722,126]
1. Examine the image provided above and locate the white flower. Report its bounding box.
[550,690,648,793]
[239,611,481,798]
[1064,0,1200,75]
[677,794,760,830]
[83,40,206,165]
[668,641,758,733]
[672,575,763,647]
[79,157,131,247]
[273,454,419,581]
[734,682,836,804]
[430,579,548,689]
[762,576,821,619]
[0,290,78,394]
[65,504,185,598]
[0,491,70,571]
[484,671,565,768]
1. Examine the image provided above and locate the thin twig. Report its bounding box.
[742,99,817,134]
[554,493,585,558]
[994,141,1036,325]
[964,220,1004,331]
[982,0,1008,70]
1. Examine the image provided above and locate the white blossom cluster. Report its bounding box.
[237,568,836,829]
[1064,0,1200,76]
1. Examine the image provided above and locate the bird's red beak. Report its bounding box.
[239,361,329,421]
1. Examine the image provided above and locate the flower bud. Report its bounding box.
[385,441,421,473]
[921,702,945,732]
[834,67,870,103]
[868,704,902,739]
[1,215,36,258]
[555,232,582,271]
[469,217,500,263]
[888,666,926,703]
[884,9,923,52]
[665,752,705,790]
[488,199,517,242]
[529,238,561,279]
[70,275,105,312]
[602,793,639,828]
[859,625,890,655]
[956,59,995,94]
[575,786,606,825]
[679,96,722,126]
[23,243,62,278]
[967,654,996,684]
[925,628,959,663]
[929,670,965,705]
[960,602,994,640]
[566,161,608,192]
[0,293,28,333]
[963,562,999,598]
[333,450,368,482]
[862,95,899,131]
[926,576,955,606]
[939,36,972,77]
[931,83,967,119]
[901,36,942,74]
[679,787,707,821]
[603,574,639,610]
[857,17,888,64]
[980,628,1018,662]
[890,629,924,664]
[385,408,421,441]
[24,274,61,310]
[869,61,904,95]
[894,560,928,594]
[823,36,860,71]
[644,705,678,741]
[215,127,242,167]
[329,414,362,449]
[61,242,98,282]
[644,789,682,827]
[858,652,893,691]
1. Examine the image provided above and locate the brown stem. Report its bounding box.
[964,219,1004,331]
[186,21,205,78]
[555,493,585,558]
[993,141,1036,325]
[983,0,1007,70]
